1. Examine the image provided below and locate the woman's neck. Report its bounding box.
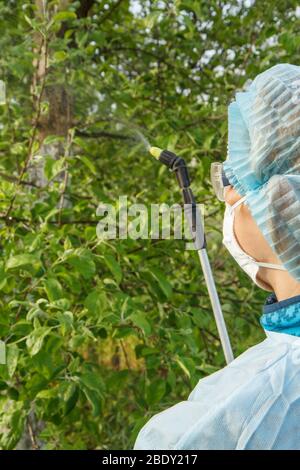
[266,270,300,302]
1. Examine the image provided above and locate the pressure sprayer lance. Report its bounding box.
[149,146,234,365]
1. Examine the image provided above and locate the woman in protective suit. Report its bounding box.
[134,63,300,450]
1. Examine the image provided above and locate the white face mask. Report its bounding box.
[222,196,286,291]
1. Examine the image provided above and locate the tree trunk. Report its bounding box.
[17,0,73,449]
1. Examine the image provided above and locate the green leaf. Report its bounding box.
[24,14,34,28]
[43,135,64,145]
[190,307,210,328]
[76,155,97,175]
[78,371,104,392]
[84,290,107,317]
[81,387,102,417]
[0,262,6,291]
[44,156,55,180]
[26,327,52,356]
[175,357,191,379]
[149,267,173,299]
[64,384,79,416]
[129,312,152,336]
[8,387,19,400]
[104,254,122,284]
[90,31,106,46]
[68,250,96,280]
[44,278,63,302]
[0,341,6,365]
[6,254,40,270]
[145,379,166,405]
[53,51,68,63]
[0,403,26,450]
[44,156,65,181]
[53,11,77,22]
[6,344,19,378]
[31,350,57,380]
[57,311,73,335]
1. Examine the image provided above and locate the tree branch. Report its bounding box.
[0,215,98,225]
[77,0,95,18]
[5,34,48,219]
[98,0,125,25]
[75,129,135,141]
[0,171,39,188]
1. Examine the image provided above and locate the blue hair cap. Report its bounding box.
[223,64,300,281]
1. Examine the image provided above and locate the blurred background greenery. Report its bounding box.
[0,0,299,450]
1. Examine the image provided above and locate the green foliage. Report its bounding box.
[0,0,298,450]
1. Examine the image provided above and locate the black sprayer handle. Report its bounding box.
[157,150,206,249]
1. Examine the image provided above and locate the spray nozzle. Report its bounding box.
[149,146,163,159]
[149,146,191,190]
[149,147,178,168]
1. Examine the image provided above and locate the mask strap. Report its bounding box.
[227,195,287,273]
[256,261,287,271]
[230,195,247,211]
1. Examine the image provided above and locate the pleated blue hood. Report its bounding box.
[223,63,300,282]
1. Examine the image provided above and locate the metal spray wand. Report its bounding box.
[149,146,234,364]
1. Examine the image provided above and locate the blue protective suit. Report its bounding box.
[134,294,300,450]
